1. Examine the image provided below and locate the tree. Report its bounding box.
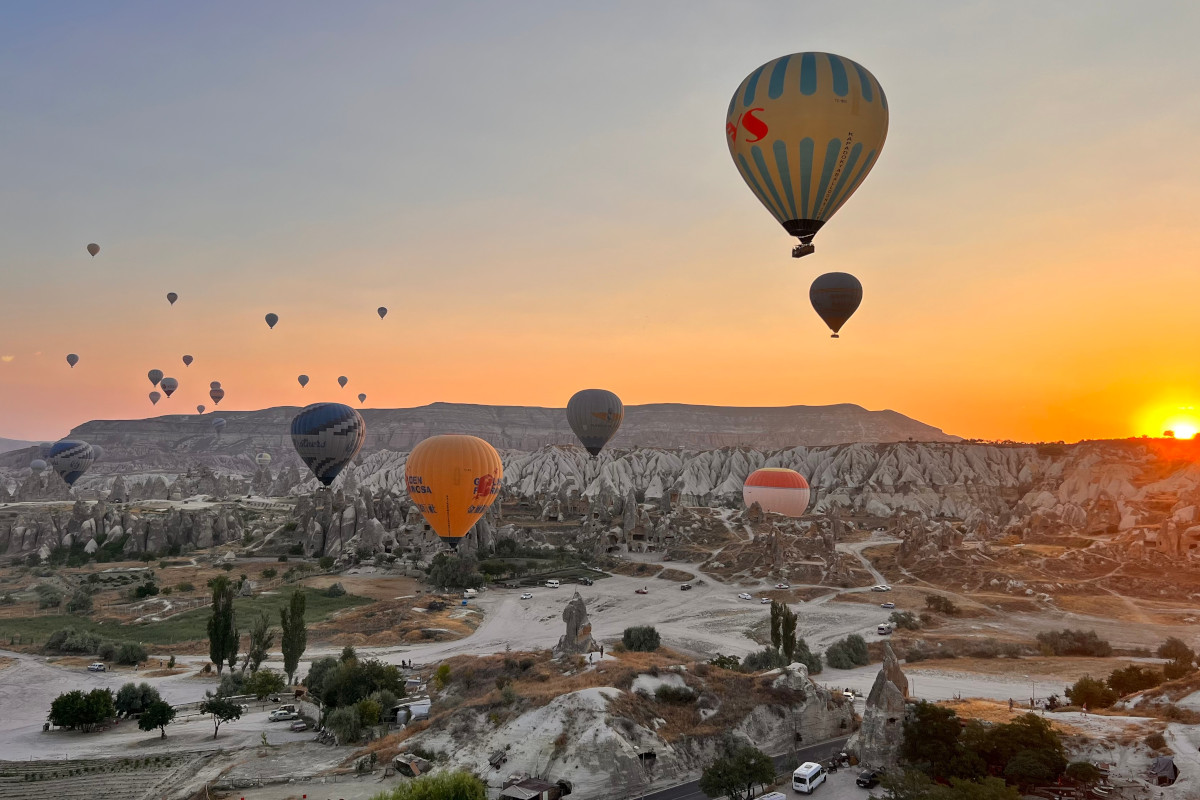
[66,589,94,615]
[48,688,115,732]
[200,696,241,739]
[1003,749,1061,788]
[207,576,237,675]
[742,647,786,672]
[243,611,275,673]
[1065,675,1117,708]
[826,634,870,669]
[114,642,147,666]
[890,611,921,630]
[968,713,1065,782]
[114,682,161,717]
[326,706,363,744]
[1035,629,1111,657]
[925,595,960,615]
[279,588,307,684]
[226,627,240,674]
[244,668,286,699]
[709,654,741,671]
[1157,636,1195,667]
[137,700,176,738]
[622,626,660,652]
[1064,762,1103,786]
[769,600,783,651]
[926,777,1020,800]
[698,744,776,800]
[901,702,984,781]
[308,656,405,710]
[1107,664,1162,696]
[780,604,798,662]
[880,769,936,800]
[427,553,485,590]
[373,770,486,800]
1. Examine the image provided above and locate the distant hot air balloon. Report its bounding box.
[405,434,502,549]
[196,404,206,414]
[358,393,367,404]
[297,374,309,388]
[265,313,278,330]
[337,376,348,388]
[148,369,164,387]
[92,445,104,461]
[182,355,193,367]
[567,389,624,456]
[160,377,179,397]
[377,307,388,320]
[86,243,100,257]
[809,272,863,338]
[210,387,225,405]
[727,53,888,257]
[743,468,811,517]
[255,452,272,467]
[212,418,226,438]
[209,381,221,390]
[149,391,161,405]
[66,354,79,368]
[290,403,366,487]
[167,292,178,305]
[30,459,47,473]
[48,439,94,487]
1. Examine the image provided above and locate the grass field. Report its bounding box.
[0,587,368,647]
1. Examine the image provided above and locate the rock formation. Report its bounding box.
[553,591,598,656]
[849,643,909,769]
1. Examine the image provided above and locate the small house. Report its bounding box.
[499,777,571,800]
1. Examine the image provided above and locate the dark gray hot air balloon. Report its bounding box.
[66,354,79,368]
[48,439,94,487]
[167,292,178,305]
[148,369,164,387]
[377,307,388,320]
[265,313,279,329]
[209,381,221,390]
[30,459,47,473]
[86,243,100,257]
[338,376,348,388]
[567,389,624,457]
[809,272,863,338]
[212,417,226,436]
[297,374,309,388]
[358,393,367,404]
[149,391,161,405]
[182,355,193,367]
[209,387,225,405]
[160,377,178,397]
[196,404,206,414]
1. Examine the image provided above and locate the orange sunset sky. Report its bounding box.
[2,2,1199,443]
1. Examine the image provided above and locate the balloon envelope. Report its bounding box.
[182,355,193,367]
[86,243,100,257]
[377,307,388,319]
[567,389,624,456]
[809,272,863,337]
[255,452,272,466]
[743,468,811,517]
[405,434,502,547]
[358,393,367,404]
[297,374,309,388]
[265,313,278,329]
[726,53,888,250]
[212,417,226,432]
[209,387,225,405]
[209,381,221,390]
[167,292,178,305]
[337,376,348,388]
[196,404,206,414]
[66,354,79,368]
[149,391,161,405]
[148,369,164,387]
[48,439,94,487]
[30,459,47,473]
[290,403,366,487]
[160,377,179,397]
[92,445,104,460]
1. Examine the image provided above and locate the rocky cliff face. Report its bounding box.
[849,643,909,769]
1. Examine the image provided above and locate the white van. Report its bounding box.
[877,623,893,635]
[463,588,478,598]
[792,762,827,794]
[545,579,560,588]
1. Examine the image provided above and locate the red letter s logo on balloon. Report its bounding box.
[727,108,768,144]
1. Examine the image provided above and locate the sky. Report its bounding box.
[2,1,1199,443]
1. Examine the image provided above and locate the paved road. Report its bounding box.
[641,736,850,800]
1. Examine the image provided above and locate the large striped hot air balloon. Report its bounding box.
[566,389,624,456]
[726,53,888,257]
[405,435,502,549]
[290,403,365,486]
[809,272,863,338]
[743,468,811,517]
[160,377,179,397]
[48,439,94,487]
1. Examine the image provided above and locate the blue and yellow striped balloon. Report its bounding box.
[727,53,888,253]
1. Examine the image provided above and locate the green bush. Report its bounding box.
[1036,629,1111,657]
[1107,664,1162,696]
[742,647,786,672]
[45,628,103,655]
[924,595,960,615]
[654,685,696,704]
[318,556,335,570]
[826,634,870,669]
[66,590,94,615]
[175,582,195,592]
[622,626,660,652]
[709,653,741,671]
[115,642,147,666]
[1065,675,1117,708]
[326,706,362,744]
[373,770,486,800]
[889,611,921,630]
[260,568,277,579]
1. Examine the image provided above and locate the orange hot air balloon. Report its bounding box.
[405,434,502,549]
[743,467,811,517]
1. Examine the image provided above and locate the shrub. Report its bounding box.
[1036,629,1111,657]
[434,663,452,690]
[924,595,959,615]
[46,628,102,655]
[742,647,786,672]
[326,706,362,744]
[115,642,147,666]
[1065,762,1103,785]
[1107,664,1162,696]
[826,634,870,669]
[905,647,928,663]
[318,556,335,571]
[66,590,94,615]
[889,611,921,630]
[654,685,696,704]
[324,582,347,598]
[500,684,519,705]
[373,770,486,800]
[35,584,63,609]
[260,568,277,579]
[1164,659,1194,680]
[175,582,194,592]
[1065,675,1117,708]
[622,626,660,652]
[1145,731,1166,750]
[709,653,741,671]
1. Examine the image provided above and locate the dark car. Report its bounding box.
[680,583,693,591]
[578,578,594,586]
[856,769,880,788]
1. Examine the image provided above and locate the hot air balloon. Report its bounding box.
[265,313,278,330]
[160,377,179,397]
[196,404,206,414]
[182,355,193,367]
[30,459,47,473]
[297,374,309,388]
[726,53,888,258]
[290,403,366,487]
[405,434,502,549]
[358,393,367,404]
[66,354,79,368]
[48,439,94,487]
[337,376,348,388]
[209,381,221,390]
[86,243,100,257]
[809,272,863,338]
[167,292,178,305]
[255,452,272,467]
[210,387,225,405]
[377,307,388,320]
[149,391,161,405]
[566,389,624,456]
[212,417,226,435]
[743,468,811,517]
[148,369,164,387]
[92,445,104,461]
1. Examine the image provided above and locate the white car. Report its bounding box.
[871,584,892,592]
[268,709,297,722]
[775,583,790,589]
[87,662,106,672]
[520,592,533,600]
[760,597,771,604]
[737,592,753,600]
[881,602,895,609]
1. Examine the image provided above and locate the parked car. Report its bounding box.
[871,584,892,592]
[775,583,790,589]
[268,709,297,722]
[737,592,753,600]
[289,719,309,732]
[842,690,856,700]
[881,602,895,609]
[87,662,106,672]
[856,769,881,788]
[520,592,533,600]
[578,577,594,586]
[680,584,692,591]
[635,586,649,595]
[759,597,771,604]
